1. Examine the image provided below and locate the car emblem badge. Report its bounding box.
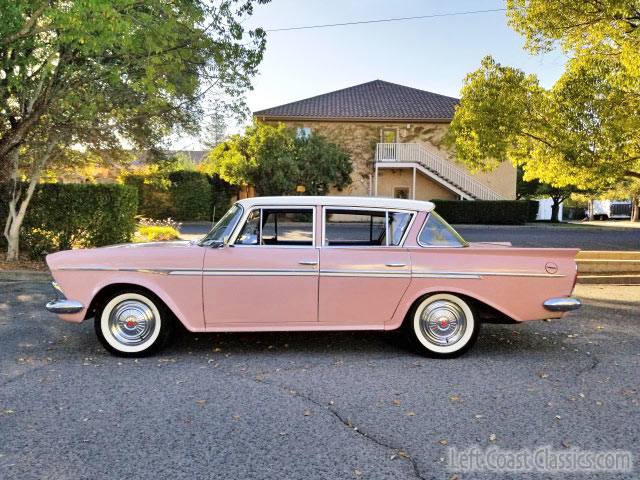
[439,317,448,328]
[126,317,136,328]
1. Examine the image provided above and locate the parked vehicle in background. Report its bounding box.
[45,197,581,359]
[590,200,632,220]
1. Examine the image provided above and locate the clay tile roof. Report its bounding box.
[254,80,459,120]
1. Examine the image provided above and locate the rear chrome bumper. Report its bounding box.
[46,299,84,314]
[45,281,84,314]
[543,297,581,312]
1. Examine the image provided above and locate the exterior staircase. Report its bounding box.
[375,143,505,200]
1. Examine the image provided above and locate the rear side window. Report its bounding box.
[419,212,467,247]
[324,209,412,246]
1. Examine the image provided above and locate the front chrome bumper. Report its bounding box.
[543,297,581,312]
[45,282,84,314]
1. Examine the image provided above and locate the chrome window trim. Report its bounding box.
[229,205,317,247]
[321,206,416,248]
[417,212,469,248]
[200,203,244,246]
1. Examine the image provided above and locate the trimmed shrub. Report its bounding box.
[122,170,234,221]
[168,171,213,221]
[431,200,531,225]
[527,200,539,222]
[0,183,138,257]
[122,174,174,219]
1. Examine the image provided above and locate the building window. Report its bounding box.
[381,128,397,143]
[297,127,311,138]
[394,187,410,199]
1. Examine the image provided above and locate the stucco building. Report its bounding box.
[254,80,515,201]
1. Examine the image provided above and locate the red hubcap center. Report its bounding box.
[439,318,448,328]
[126,318,136,328]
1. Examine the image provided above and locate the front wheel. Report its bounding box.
[94,290,173,357]
[406,293,480,358]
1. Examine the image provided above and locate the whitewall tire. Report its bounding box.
[95,291,172,357]
[407,293,480,358]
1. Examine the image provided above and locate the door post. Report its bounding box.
[412,166,416,200]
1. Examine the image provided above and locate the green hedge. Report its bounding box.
[123,170,233,221]
[168,171,213,221]
[431,200,532,225]
[0,183,138,257]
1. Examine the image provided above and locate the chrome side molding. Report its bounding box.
[543,297,581,312]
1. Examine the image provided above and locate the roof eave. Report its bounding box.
[253,114,453,124]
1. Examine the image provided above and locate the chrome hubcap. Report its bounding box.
[108,300,156,346]
[420,300,466,345]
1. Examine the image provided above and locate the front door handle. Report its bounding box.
[299,260,318,266]
[386,263,406,267]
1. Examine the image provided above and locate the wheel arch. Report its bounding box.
[388,287,518,330]
[83,282,192,331]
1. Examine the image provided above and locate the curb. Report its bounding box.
[0,270,52,282]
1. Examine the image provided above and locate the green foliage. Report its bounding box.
[136,226,180,242]
[446,1,640,191]
[122,169,233,221]
[204,122,353,196]
[168,171,213,221]
[432,200,532,225]
[0,183,138,257]
[0,0,269,170]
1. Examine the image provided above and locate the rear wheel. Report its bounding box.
[406,293,479,358]
[94,290,173,357]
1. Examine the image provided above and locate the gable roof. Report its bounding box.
[254,80,459,122]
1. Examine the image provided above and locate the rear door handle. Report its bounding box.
[386,263,406,267]
[299,260,318,266]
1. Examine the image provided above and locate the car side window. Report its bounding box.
[419,212,467,247]
[235,208,314,246]
[324,209,412,246]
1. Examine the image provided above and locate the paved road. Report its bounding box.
[180,222,640,250]
[1,282,638,479]
[456,225,640,251]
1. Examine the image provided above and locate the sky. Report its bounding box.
[175,0,568,149]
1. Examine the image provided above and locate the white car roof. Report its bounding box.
[236,196,435,212]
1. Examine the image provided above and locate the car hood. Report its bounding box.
[99,240,194,249]
[46,241,204,271]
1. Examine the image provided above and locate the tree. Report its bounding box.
[204,122,353,196]
[1,0,269,260]
[445,1,640,193]
[517,166,583,222]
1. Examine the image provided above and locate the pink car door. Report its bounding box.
[203,206,319,325]
[318,208,413,327]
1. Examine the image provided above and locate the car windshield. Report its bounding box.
[199,204,243,246]
[419,211,468,247]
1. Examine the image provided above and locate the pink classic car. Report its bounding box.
[45,196,580,358]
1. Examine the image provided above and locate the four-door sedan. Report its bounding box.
[45,196,581,358]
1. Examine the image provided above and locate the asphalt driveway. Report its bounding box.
[0,282,638,479]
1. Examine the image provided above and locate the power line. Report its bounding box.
[265,8,508,32]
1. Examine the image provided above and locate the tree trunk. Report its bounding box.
[550,198,561,223]
[3,139,56,261]
[4,165,42,261]
[632,196,640,222]
[587,199,595,221]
